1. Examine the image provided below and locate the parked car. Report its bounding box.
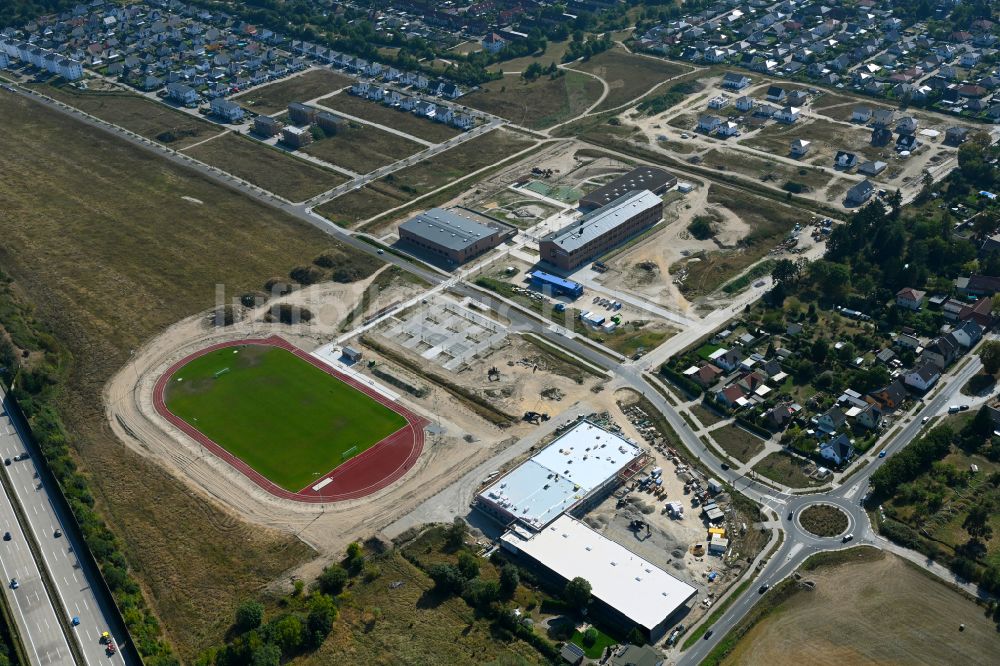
[960,404,970,411]
[948,405,960,414]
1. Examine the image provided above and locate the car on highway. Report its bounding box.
[842,533,854,542]
[922,416,930,423]
[2,532,9,541]
[758,583,769,594]
[376,249,384,255]
[704,629,714,640]
[3,458,9,466]
[9,579,18,589]
[71,616,80,626]
[878,450,887,458]
[788,512,794,520]
[720,463,730,471]
[54,529,62,538]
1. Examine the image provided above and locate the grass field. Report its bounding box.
[753,452,822,488]
[316,129,536,227]
[185,132,346,201]
[231,68,353,114]
[712,424,767,463]
[570,48,690,112]
[30,82,222,148]
[302,122,424,174]
[165,345,406,491]
[0,91,384,659]
[719,551,1000,665]
[317,93,462,143]
[462,71,604,128]
[798,504,848,537]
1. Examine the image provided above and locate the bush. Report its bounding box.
[266,303,313,325]
[457,551,480,579]
[688,216,714,240]
[317,564,349,595]
[234,600,265,632]
[289,265,324,285]
[582,627,598,647]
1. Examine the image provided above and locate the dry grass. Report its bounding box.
[30,82,222,148]
[317,93,463,143]
[316,129,537,227]
[570,48,691,112]
[723,553,1000,665]
[231,68,354,114]
[753,452,822,488]
[302,122,424,175]
[462,72,604,128]
[711,424,767,463]
[798,504,848,537]
[0,92,388,659]
[185,132,346,201]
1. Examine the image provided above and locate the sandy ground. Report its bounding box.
[103,269,519,582]
[724,552,1000,665]
[596,182,747,313]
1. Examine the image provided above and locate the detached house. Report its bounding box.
[698,114,722,133]
[791,139,810,157]
[834,151,858,169]
[816,407,847,434]
[210,97,244,122]
[904,363,940,392]
[820,434,854,466]
[766,85,786,101]
[868,380,907,410]
[896,287,925,310]
[923,335,960,369]
[722,72,751,90]
[856,403,883,431]
[774,106,800,123]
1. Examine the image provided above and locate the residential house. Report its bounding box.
[851,105,873,123]
[820,434,854,466]
[942,298,967,321]
[715,384,748,409]
[951,320,983,348]
[856,403,883,431]
[697,114,722,133]
[722,72,751,90]
[896,287,925,310]
[816,407,847,434]
[871,108,895,127]
[895,332,920,350]
[315,110,345,134]
[904,363,940,391]
[774,106,800,123]
[923,335,960,369]
[958,297,994,329]
[786,90,808,107]
[765,402,799,429]
[711,348,744,372]
[834,151,858,169]
[790,139,810,157]
[166,81,198,105]
[717,121,740,137]
[871,127,893,146]
[708,95,730,109]
[687,363,723,388]
[945,126,970,145]
[735,96,756,112]
[896,134,918,152]
[281,124,312,148]
[846,179,875,206]
[452,113,475,130]
[482,32,506,53]
[868,379,907,410]
[896,116,918,135]
[875,348,897,365]
[955,275,1000,297]
[766,85,786,102]
[210,97,244,122]
[858,160,887,177]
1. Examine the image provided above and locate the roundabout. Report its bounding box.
[797,503,851,538]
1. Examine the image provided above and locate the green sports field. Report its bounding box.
[164,345,407,492]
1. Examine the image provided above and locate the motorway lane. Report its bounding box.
[0,393,130,666]
[0,467,74,666]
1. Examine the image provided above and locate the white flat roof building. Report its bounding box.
[502,515,696,639]
[476,420,642,531]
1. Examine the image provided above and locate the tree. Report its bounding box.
[981,341,1000,375]
[457,551,480,579]
[234,600,265,633]
[771,258,800,285]
[269,615,303,654]
[582,627,598,647]
[445,517,468,550]
[317,564,349,595]
[563,576,592,611]
[249,644,281,666]
[811,338,829,363]
[499,564,519,599]
[305,594,337,648]
[687,216,714,240]
[345,542,364,573]
[428,564,465,596]
[964,504,994,543]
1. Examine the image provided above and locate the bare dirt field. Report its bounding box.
[724,552,1000,665]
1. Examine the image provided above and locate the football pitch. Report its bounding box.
[163,344,407,492]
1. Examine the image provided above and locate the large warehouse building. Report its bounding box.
[501,515,697,641]
[579,166,677,210]
[475,420,645,531]
[539,190,663,270]
[398,208,513,265]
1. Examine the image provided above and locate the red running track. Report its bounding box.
[151,335,427,502]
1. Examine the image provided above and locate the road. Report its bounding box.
[1,390,132,666]
[0,448,74,666]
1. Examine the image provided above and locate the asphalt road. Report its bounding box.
[0,454,74,666]
[0,391,131,666]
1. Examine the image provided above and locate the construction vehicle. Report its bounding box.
[522,411,550,425]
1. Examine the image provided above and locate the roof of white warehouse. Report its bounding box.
[502,515,697,630]
[477,420,642,530]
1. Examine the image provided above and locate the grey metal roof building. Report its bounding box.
[398,208,510,265]
[579,166,676,209]
[540,190,663,270]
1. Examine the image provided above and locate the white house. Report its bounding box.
[735,95,756,112]
[820,434,854,466]
[698,114,722,133]
[904,363,940,392]
[708,95,730,109]
[851,106,873,122]
[774,106,800,123]
[717,121,740,137]
[791,139,811,157]
[482,32,507,54]
[210,97,244,122]
[722,72,751,90]
[166,81,198,105]
[452,112,474,130]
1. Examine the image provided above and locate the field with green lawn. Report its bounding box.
[164,345,407,491]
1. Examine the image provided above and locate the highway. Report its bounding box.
[0,451,73,666]
[1,390,131,666]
